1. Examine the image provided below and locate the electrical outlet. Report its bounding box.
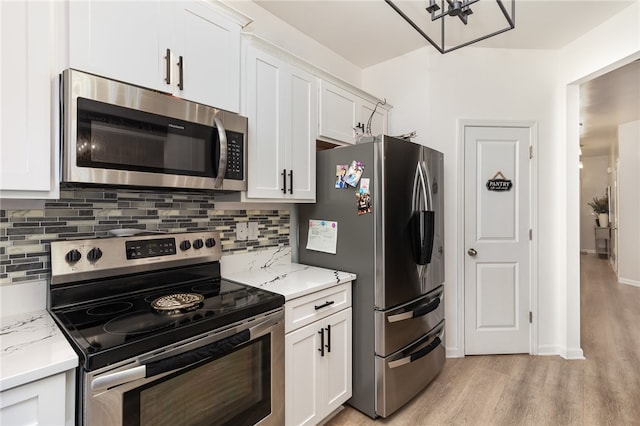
[248,222,259,240]
[236,222,248,241]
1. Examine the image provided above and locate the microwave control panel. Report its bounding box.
[225,131,244,180]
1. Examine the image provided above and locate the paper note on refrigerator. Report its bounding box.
[306,219,338,254]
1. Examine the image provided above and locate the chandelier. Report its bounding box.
[385,0,515,54]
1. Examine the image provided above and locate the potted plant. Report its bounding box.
[588,193,609,227]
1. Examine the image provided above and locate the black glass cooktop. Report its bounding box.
[51,275,284,371]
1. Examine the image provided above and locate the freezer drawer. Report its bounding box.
[375,320,445,418]
[374,286,444,357]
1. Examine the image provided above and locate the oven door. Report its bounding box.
[84,310,284,426]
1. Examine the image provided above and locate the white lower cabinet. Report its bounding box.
[0,373,68,425]
[284,285,352,425]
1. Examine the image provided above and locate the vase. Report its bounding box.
[598,213,609,228]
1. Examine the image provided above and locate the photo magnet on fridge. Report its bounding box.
[356,190,372,215]
[335,165,348,189]
[345,161,364,187]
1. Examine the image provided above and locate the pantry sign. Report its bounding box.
[486,171,513,191]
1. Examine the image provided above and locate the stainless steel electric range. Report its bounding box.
[49,231,285,426]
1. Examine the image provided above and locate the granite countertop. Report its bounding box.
[0,310,78,391]
[222,248,356,301]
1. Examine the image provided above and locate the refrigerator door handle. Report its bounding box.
[410,161,436,266]
[387,323,444,369]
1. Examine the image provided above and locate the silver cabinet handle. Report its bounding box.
[468,248,477,256]
[214,116,227,189]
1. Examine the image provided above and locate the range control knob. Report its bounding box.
[193,239,204,250]
[87,247,103,262]
[65,249,82,264]
[205,238,216,248]
[180,240,192,251]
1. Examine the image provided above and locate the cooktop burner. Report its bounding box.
[52,277,283,370]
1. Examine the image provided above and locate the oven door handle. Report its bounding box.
[91,329,251,392]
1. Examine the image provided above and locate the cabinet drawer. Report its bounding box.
[285,282,351,333]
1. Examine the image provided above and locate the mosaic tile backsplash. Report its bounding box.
[0,187,290,285]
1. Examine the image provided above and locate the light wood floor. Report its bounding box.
[326,254,640,425]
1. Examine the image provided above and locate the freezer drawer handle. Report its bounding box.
[388,336,442,369]
[314,300,335,310]
[387,297,441,323]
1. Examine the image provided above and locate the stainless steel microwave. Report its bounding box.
[61,69,247,191]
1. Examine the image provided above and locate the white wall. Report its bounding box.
[555,1,640,358]
[221,0,362,86]
[580,155,610,253]
[617,120,640,286]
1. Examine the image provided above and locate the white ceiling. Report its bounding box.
[253,0,639,156]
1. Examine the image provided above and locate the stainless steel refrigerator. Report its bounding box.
[298,135,445,418]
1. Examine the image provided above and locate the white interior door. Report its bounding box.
[464,125,531,355]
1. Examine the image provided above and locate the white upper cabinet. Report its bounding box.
[0,1,60,199]
[68,1,241,112]
[243,43,317,201]
[319,80,389,145]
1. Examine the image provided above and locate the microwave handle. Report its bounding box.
[214,116,227,189]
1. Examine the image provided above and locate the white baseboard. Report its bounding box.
[446,347,464,358]
[619,277,640,288]
[536,344,585,360]
[580,249,596,254]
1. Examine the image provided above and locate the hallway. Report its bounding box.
[327,254,640,425]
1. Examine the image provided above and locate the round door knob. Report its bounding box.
[193,239,204,250]
[467,248,478,257]
[180,240,192,251]
[65,249,82,263]
[205,238,216,248]
[87,247,103,262]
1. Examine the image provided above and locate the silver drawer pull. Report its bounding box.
[314,300,335,310]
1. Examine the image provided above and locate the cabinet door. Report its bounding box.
[245,47,287,199]
[0,373,67,425]
[0,1,58,198]
[285,322,323,426]
[288,66,317,201]
[324,308,352,412]
[68,1,165,92]
[360,100,388,138]
[174,1,240,112]
[319,80,358,144]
